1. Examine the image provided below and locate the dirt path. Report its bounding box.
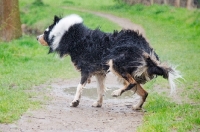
[0,10,146,132]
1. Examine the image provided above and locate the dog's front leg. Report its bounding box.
[70,83,84,107]
[92,74,106,107]
[70,73,89,107]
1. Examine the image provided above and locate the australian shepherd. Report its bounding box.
[37,14,181,110]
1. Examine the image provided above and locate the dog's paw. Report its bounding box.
[70,100,80,107]
[111,89,122,97]
[92,101,102,107]
[132,105,142,110]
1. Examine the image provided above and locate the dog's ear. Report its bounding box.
[54,15,60,23]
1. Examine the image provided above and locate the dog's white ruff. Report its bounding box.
[49,14,83,50]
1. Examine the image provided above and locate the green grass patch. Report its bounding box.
[0,89,30,123]
[19,0,120,32]
[138,94,200,132]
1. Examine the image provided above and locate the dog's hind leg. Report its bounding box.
[120,74,148,110]
[111,72,137,96]
[108,60,136,97]
[92,73,106,107]
[132,84,148,110]
[70,73,90,107]
[111,73,148,110]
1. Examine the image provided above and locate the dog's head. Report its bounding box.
[37,15,60,53]
[37,14,83,53]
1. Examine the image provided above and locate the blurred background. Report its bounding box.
[0,0,199,131]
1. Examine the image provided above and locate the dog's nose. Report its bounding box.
[36,36,39,41]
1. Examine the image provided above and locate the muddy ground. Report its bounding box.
[0,11,146,132]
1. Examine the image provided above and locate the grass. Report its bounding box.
[19,0,120,32]
[1,0,199,131]
[138,94,200,132]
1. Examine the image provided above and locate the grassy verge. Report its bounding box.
[0,1,120,123]
[138,93,199,131]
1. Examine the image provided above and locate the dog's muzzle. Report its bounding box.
[37,34,48,46]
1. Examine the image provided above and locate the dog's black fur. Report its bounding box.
[52,22,163,83]
[37,15,179,109]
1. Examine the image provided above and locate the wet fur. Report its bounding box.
[37,14,180,109]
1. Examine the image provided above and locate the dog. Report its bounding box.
[37,14,181,110]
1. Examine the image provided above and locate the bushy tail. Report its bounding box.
[146,56,182,94]
[167,66,182,94]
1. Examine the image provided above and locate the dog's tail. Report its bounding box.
[167,66,182,94]
[145,53,182,94]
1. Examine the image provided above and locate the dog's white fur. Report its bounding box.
[92,74,106,107]
[168,66,182,94]
[49,14,83,50]
[70,83,84,107]
[45,28,49,32]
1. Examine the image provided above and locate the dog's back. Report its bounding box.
[113,30,159,59]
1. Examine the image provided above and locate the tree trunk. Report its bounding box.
[150,0,154,5]
[175,0,180,7]
[0,0,22,42]
[164,0,167,5]
[187,0,194,9]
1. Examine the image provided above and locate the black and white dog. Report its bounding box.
[37,14,181,110]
